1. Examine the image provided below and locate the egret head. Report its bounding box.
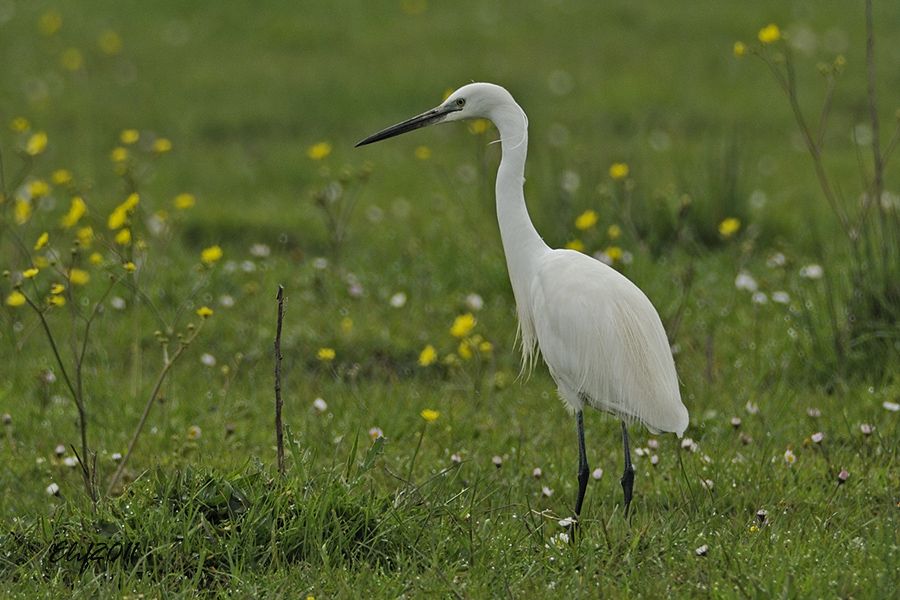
[356,82,518,147]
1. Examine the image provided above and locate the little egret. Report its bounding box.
[357,83,688,521]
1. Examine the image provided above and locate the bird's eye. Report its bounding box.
[456,98,466,108]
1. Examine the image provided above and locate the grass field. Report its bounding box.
[1,1,899,597]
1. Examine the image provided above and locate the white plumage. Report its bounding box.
[357,82,689,521]
[528,249,688,435]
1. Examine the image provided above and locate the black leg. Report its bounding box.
[620,421,635,518]
[574,410,590,520]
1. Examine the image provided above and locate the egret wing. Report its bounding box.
[530,250,688,435]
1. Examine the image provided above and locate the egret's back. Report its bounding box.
[529,250,688,436]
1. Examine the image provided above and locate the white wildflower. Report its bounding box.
[465,293,484,311]
[389,292,407,308]
[734,271,758,292]
[799,264,824,279]
[772,291,790,304]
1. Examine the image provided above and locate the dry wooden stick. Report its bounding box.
[274,285,285,476]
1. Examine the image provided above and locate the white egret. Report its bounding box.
[357,83,688,521]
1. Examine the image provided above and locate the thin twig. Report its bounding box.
[274,285,286,477]
[786,71,847,229]
[30,300,96,501]
[106,323,204,496]
[864,0,891,281]
[77,276,121,380]
[882,123,900,165]
[762,48,848,231]
[865,0,883,210]
[816,75,836,151]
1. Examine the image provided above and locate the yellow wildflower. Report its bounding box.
[458,339,473,360]
[609,162,630,181]
[307,142,332,160]
[574,209,599,231]
[110,146,129,163]
[107,193,139,229]
[48,295,66,307]
[120,129,140,144]
[98,30,123,55]
[28,179,50,198]
[107,206,127,229]
[34,232,49,250]
[5,291,27,308]
[758,24,781,44]
[69,269,90,286]
[733,41,746,58]
[123,261,137,272]
[122,192,140,211]
[38,10,62,36]
[468,119,490,135]
[607,224,622,239]
[564,239,585,252]
[14,198,32,224]
[23,268,39,279]
[317,347,336,362]
[479,340,493,353]
[196,306,214,318]
[51,169,73,185]
[174,193,196,210]
[50,283,66,294]
[718,217,741,238]
[418,344,437,366]
[10,117,30,132]
[89,252,103,265]
[34,256,49,268]
[77,226,94,247]
[60,48,83,71]
[25,131,48,156]
[61,197,87,228]
[200,245,223,265]
[114,228,132,246]
[450,313,476,338]
[605,246,623,262]
[152,138,172,153]
[414,146,432,160]
[420,409,440,423]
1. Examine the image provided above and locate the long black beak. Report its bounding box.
[355,104,459,147]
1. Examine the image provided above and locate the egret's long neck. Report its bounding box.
[492,105,548,293]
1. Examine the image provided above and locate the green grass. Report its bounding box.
[1,0,899,597]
